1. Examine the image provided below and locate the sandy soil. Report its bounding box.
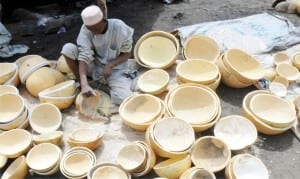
[1,0,300,179]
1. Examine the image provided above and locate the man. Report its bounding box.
[61,5,135,105]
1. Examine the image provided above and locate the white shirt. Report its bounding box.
[76,19,134,72]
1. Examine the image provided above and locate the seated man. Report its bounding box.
[61,5,135,105]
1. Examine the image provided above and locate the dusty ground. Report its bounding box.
[1,0,300,179]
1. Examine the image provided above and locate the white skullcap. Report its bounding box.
[81,5,103,26]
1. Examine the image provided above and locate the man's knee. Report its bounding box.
[61,43,78,60]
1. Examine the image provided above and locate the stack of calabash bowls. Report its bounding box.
[115,141,155,177]
[242,90,296,135]
[137,69,170,95]
[191,136,231,173]
[217,49,264,88]
[225,154,269,179]
[0,93,29,130]
[165,83,221,132]
[214,115,257,151]
[182,35,220,63]
[145,117,195,159]
[176,59,221,90]
[67,128,104,150]
[119,94,166,131]
[39,80,76,110]
[0,62,19,86]
[134,31,179,69]
[26,143,62,175]
[60,147,96,178]
[117,142,147,174]
[29,103,62,134]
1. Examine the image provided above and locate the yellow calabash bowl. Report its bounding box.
[18,55,50,83]
[183,35,220,63]
[191,136,231,173]
[57,55,72,74]
[137,69,169,95]
[39,94,76,110]
[39,80,76,97]
[25,67,59,97]
[249,93,296,128]
[275,63,300,82]
[242,90,293,135]
[176,59,219,85]
[223,49,264,84]
[134,30,179,69]
[0,63,17,84]
[29,103,62,134]
[26,143,61,172]
[0,93,25,123]
[1,155,28,179]
[0,129,32,158]
[153,155,192,179]
[216,55,251,88]
[117,143,147,172]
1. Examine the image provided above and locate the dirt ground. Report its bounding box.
[1,0,300,179]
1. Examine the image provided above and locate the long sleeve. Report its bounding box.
[76,25,95,64]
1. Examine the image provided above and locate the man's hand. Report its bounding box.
[103,63,113,80]
[81,83,95,97]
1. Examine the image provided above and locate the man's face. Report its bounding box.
[86,20,106,35]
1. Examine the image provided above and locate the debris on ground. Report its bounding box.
[0,22,29,58]
[12,8,73,34]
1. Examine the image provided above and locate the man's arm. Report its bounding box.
[79,60,95,96]
[103,52,131,80]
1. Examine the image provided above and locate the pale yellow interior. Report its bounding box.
[121,95,161,124]
[225,49,264,80]
[64,152,93,176]
[191,137,230,172]
[27,143,60,171]
[169,86,217,125]
[249,93,295,127]
[117,144,146,170]
[138,69,169,92]
[92,165,128,179]
[153,118,195,152]
[0,94,24,123]
[30,104,61,133]
[184,36,219,61]
[177,59,218,83]
[138,36,177,67]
